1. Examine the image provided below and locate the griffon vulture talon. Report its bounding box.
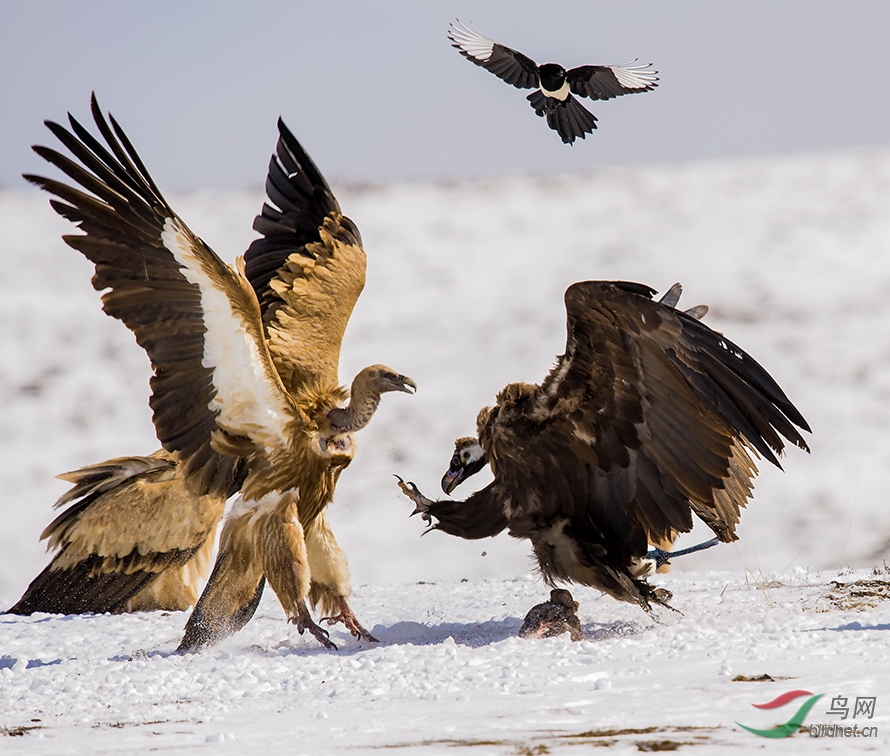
[293,606,338,651]
[321,597,379,642]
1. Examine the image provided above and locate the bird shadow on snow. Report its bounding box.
[162,617,651,660]
[347,616,647,649]
[372,618,520,648]
[581,619,648,641]
[812,621,890,633]
[243,610,653,655]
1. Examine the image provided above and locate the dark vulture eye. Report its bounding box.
[450,455,460,468]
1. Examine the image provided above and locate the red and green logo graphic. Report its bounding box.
[736,690,824,738]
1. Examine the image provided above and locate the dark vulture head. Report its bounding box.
[441,436,487,494]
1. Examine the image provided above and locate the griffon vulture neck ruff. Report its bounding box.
[399,281,810,616]
[21,95,415,650]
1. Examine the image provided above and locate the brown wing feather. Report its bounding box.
[243,119,366,392]
[534,280,809,551]
[8,452,226,615]
[25,95,298,498]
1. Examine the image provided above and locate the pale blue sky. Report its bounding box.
[2,1,888,189]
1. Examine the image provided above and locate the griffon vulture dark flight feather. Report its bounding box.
[398,280,810,618]
[12,96,416,652]
[8,451,226,615]
[447,20,658,144]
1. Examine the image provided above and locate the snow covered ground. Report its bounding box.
[2,571,890,753]
[2,145,890,752]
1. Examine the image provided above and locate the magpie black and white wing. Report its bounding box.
[447,20,539,89]
[567,61,659,101]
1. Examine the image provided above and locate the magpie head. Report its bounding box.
[538,63,567,91]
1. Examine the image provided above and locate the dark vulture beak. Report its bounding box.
[441,446,488,494]
[441,466,464,495]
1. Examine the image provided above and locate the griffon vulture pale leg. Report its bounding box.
[398,280,810,622]
[21,95,415,651]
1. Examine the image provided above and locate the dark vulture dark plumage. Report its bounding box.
[398,280,810,617]
[447,20,658,144]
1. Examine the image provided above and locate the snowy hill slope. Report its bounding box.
[2,146,890,753]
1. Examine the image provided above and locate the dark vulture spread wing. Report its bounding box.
[448,20,539,89]
[243,119,367,393]
[23,95,297,499]
[523,280,809,562]
[567,62,659,100]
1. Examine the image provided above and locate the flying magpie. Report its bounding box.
[447,20,659,144]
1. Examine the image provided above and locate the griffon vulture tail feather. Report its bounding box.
[19,95,415,651]
[399,280,809,615]
[8,452,225,615]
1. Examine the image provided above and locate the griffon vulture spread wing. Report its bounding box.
[15,96,415,651]
[398,280,810,616]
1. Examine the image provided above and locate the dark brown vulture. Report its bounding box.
[398,280,810,618]
[12,95,416,652]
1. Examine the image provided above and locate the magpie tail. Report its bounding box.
[526,91,598,144]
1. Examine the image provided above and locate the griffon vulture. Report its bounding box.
[447,20,658,144]
[398,280,810,618]
[16,96,416,652]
